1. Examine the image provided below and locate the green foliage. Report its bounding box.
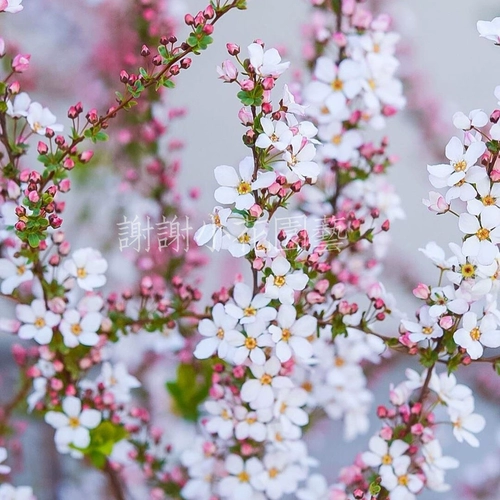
[80,422,129,469]
[166,361,213,421]
[237,86,264,107]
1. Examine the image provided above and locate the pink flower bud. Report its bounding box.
[28,191,39,203]
[240,79,254,91]
[12,53,30,73]
[249,204,263,218]
[412,283,430,300]
[9,81,20,94]
[423,191,449,214]
[238,107,253,126]
[262,77,275,90]
[0,38,5,57]
[332,32,347,47]
[226,43,240,56]
[439,315,453,330]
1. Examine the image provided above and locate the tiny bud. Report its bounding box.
[141,45,151,57]
[184,13,195,25]
[226,43,240,56]
[180,58,192,69]
[119,70,129,83]
[152,54,162,66]
[79,150,94,163]
[12,53,31,73]
[204,5,215,19]
[381,219,390,231]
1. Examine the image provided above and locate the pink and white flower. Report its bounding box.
[59,309,101,348]
[453,311,500,359]
[27,102,63,135]
[265,256,308,305]
[248,43,289,77]
[64,248,107,291]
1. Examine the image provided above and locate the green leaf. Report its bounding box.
[420,348,439,368]
[27,233,40,248]
[369,482,381,495]
[163,79,175,89]
[166,362,213,421]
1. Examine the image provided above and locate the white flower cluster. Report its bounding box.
[0,446,35,499]
[6,92,63,135]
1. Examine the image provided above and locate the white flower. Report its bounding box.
[422,439,458,492]
[453,312,500,359]
[452,109,488,130]
[2,0,23,13]
[467,177,500,215]
[282,135,320,181]
[274,387,309,432]
[241,357,293,409]
[182,457,215,500]
[256,452,301,499]
[0,249,33,294]
[265,256,309,305]
[45,397,101,455]
[282,84,306,115]
[27,378,47,411]
[401,306,443,343]
[223,218,269,258]
[226,320,272,365]
[362,436,409,468]
[256,118,293,151]
[64,248,107,291]
[459,206,500,265]
[380,454,423,500]
[194,206,231,251]
[59,309,101,347]
[429,371,472,408]
[423,191,449,214]
[204,400,235,439]
[418,241,452,269]
[248,43,289,77]
[427,137,485,187]
[0,484,34,500]
[319,121,362,163]
[98,362,140,403]
[448,399,485,447]
[219,455,264,500]
[214,157,275,210]
[234,405,271,442]
[477,17,500,43]
[16,299,60,344]
[297,474,329,500]
[305,56,363,104]
[27,102,63,135]
[0,447,10,474]
[427,286,468,317]
[194,303,239,360]
[6,92,31,118]
[269,304,316,362]
[225,283,277,325]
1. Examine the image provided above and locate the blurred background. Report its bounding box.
[2,0,500,498]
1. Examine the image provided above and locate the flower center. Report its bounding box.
[246,416,257,424]
[221,409,231,420]
[279,402,287,414]
[17,264,26,275]
[71,323,82,336]
[373,43,381,53]
[244,337,257,350]
[476,228,490,241]
[470,327,481,341]
[238,471,250,483]
[461,263,476,278]
[212,213,221,227]
[381,454,392,465]
[302,381,313,392]
[76,267,87,279]
[331,79,343,91]
[422,326,434,335]
[281,328,291,342]
[238,233,251,244]
[289,155,298,166]
[335,356,345,367]
[68,416,80,429]
[34,317,46,329]
[483,195,496,206]
[398,475,409,487]
[274,275,286,287]
[320,105,329,115]
[260,373,272,385]
[368,78,377,90]
[453,160,467,172]
[237,181,252,195]
[331,134,342,145]
[33,122,42,133]
[270,133,279,142]
[268,467,279,479]
[243,306,257,317]
[216,328,225,339]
